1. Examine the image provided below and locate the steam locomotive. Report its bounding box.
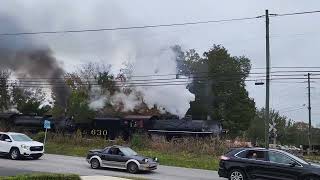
[0,113,222,140]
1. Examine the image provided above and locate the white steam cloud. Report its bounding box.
[88,47,195,117]
[88,86,108,110]
[128,48,195,117]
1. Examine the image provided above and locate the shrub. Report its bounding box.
[130,133,149,149]
[0,120,10,132]
[33,131,46,142]
[149,136,227,156]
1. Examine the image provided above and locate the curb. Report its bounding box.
[81,176,130,180]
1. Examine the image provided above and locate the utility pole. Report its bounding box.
[265,9,270,149]
[307,73,312,154]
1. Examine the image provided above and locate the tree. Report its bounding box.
[66,90,95,124]
[247,108,288,145]
[0,69,11,112]
[180,45,256,137]
[11,87,50,115]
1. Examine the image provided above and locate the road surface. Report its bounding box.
[0,154,223,180]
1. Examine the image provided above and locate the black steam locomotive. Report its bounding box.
[0,113,222,140]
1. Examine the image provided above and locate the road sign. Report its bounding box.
[43,120,51,148]
[44,120,51,129]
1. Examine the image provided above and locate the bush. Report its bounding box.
[130,134,149,149]
[0,120,10,132]
[149,136,227,156]
[1,173,80,180]
[33,131,46,142]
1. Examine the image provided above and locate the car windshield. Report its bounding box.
[279,150,309,165]
[120,147,138,156]
[11,134,33,142]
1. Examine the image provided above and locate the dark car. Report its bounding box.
[218,147,320,180]
[86,145,158,173]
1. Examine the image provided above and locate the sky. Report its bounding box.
[1,0,320,126]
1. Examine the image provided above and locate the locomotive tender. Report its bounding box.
[0,113,222,140]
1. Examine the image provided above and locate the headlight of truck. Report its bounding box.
[21,144,29,150]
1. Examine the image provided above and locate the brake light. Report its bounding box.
[220,155,230,160]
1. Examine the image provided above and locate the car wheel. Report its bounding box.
[9,148,20,160]
[229,169,246,180]
[90,158,100,169]
[127,162,139,174]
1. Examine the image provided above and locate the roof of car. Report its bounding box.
[232,147,287,153]
[105,145,127,149]
[0,132,24,135]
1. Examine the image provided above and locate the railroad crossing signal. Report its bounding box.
[269,123,277,144]
[269,123,276,133]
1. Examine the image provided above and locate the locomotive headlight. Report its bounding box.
[21,144,29,150]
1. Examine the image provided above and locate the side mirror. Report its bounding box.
[5,139,12,142]
[289,162,298,167]
[119,152,124,156]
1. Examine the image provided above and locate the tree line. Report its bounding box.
[0,44,319,146]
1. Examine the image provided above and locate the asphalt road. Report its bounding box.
[0,154,224,180]
[0,166,38,176]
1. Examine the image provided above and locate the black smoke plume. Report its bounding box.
[0,15,70,107]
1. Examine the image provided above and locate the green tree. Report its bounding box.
[66,90,95,124]
[0,69,11,112]
[11,87,50,115]
[180,45,256,137]
[247,108,288,145]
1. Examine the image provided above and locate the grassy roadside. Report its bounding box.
[0,173,80,180]
[305,156,320,163]
[45,142,219,171]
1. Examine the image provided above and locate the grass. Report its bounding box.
[304,155,320,163]
[40,132,320,171]
[32,132,224,171]
[44,142,219,171]
[114,176,148,180]
[139,150,219,170]
[45,142,96,157]
[0,173,80,180]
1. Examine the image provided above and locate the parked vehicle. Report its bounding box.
[86,145,158,173]
[0,132,44,160]
[218,147,320,180]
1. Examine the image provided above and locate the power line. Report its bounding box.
[4,73,320,86]
[4,74,319,84]
[272,10,320,17]
[281,107,306,113]
[6,77,320,89]
[4,73,310,82]
[0,10,319,37]
[271,67,320,69]
[0,16,261,36]
[3,70,320,80]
